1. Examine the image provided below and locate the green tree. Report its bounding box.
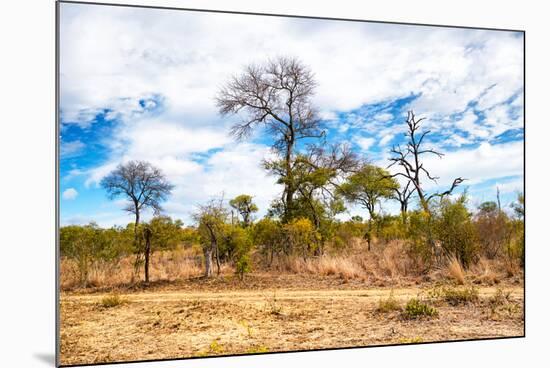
[193,199,229,277]
[141,216,183,283]
[229,194,258,227]
[339,164,398,250]
[252,218,283,266]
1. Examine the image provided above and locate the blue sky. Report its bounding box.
[59,3,524,227]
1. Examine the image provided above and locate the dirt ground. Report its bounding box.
[59,275,524,366]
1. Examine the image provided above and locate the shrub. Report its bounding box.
[402,298,438,319]
[99,293,128,308]
[435,285,479,306]
[474,204,511,259]
[252,218,284,265]
[376,291,402,313]
[433,194,479,268]
[235,254,252,280]
[406,211,434,272]
[284,218,319,259]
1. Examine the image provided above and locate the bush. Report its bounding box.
[60,223,133,286]
[402,298,438,319]
[252,218,283,265]
[376,291,402,313]
[284,218,319,259]
[433,194,479,268]
[406,211,434,272]
[474,204,511,259]
[429,285,479,306]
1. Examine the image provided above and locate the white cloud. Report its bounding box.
[60,140,85,157]
[62,188,78,200]
[59,4,523,225]
[60,4,522,131]
[356,137,375,151]
[379,134,394,146]
[412,141,523,191]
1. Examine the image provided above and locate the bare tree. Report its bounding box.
[387,111,465,212]
[216,56,324,221]
[100,160,173,281]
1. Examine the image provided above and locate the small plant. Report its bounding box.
[430,285,479,306]
[376,291,402,313]
[488,288,512,307]
[402,298,438,319]
[99,292,128,308]
[246,345,270,354]
[266,291,283,316]
[239,320,253,338]
[196,339,225,356]
[209,340,224,354]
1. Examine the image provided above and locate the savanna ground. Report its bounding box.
[59,241,524,366]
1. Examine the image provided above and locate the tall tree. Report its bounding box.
[229,194,258,227]
[387,111,465,212]
[216,57,324,221]
[100,160,173,280]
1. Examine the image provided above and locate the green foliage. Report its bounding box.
[229,194,258,226]
[339,164,398,219]
[283,217,319,258]
[143,216,183,252]
[429,285,479,306]
[433,194,478,268]
[60,223,133,286]
[402,298,438,319]
[510,192,524,219]
[405,210,434,271]
[376,291,402,313]
[376,215,407,243]
[252,218,284,263]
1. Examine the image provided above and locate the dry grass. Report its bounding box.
[446,256,465,285]
[60,285,523,365]
[61,240,520,292]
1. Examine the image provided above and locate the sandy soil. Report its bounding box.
[59,279,524,366]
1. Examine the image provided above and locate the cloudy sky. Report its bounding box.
[59,3,524,227]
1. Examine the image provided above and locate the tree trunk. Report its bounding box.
[144,226,152,283]
[204,245,213,277]
[283,136,295,221]
[215,243,221,276]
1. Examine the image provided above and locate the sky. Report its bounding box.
[59,3,524,227]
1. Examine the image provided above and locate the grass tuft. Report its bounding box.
[99,292,128,308]
[376,291,402,313]
[447,256,465,285]
[402,298,438,319]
